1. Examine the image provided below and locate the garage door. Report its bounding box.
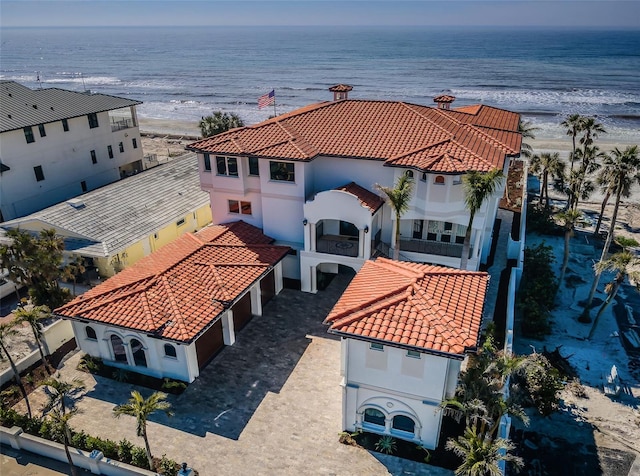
[232,292,253,332]
[195,319,224,369]
[260,271,276,306]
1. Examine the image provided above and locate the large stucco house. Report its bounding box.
[0,81,145,221]
[324,257,489,449]
[1,153,212,278]
[54,221,289,383]
[188,86,521,292]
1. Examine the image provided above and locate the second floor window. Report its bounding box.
[87,113,99,129]
[228,200,252,215]
[108,145,114,158]
[91,150,97,164]
[216,156,238,177]
[38,124,46,137]
[132,138,138,149]
[270,161,295,182]
[62,119,69,132]
[119,142,124,153]
[24,126,35,143]
[248,157,260,176]
[203,153,211,171]
[34,165,45,182]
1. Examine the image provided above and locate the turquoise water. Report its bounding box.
[1,26,639,136]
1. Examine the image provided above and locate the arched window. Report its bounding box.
[363,408,385,427]
[110,335,127,362]
[85,326,97,340]
[164,344,177,358]
[405,170,414,178]
[434,175,445,185]
[130,339,147,367]
[392,415,416,433]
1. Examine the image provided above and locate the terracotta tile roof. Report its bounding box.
[188,99,521,174]
[335,182,385,213]
[55,221,288,343]
[325,258,489,357]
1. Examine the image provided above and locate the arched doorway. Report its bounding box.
[110,335,127,363]
[130,339,147,367]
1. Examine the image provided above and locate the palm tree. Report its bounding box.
[14,305,52,373]
[375,174,414,260]
[446,426,524,476]
[113,391,173,470]
[579,116,606,150]
[561,114,584,176]
[61,255,86,297]
[529,152,565,208]
[569,145,604,211]
[42,375,85,415]
[49,409,79,476]
[460,169,504,270]
[518,119,539,160]
[556,210,582,286]
[593,168,615,237]
[199,111,244,138]
[588,251,640,340]
[582,146,640,322]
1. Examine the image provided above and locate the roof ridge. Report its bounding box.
[159,275,190,340]
[399,102,456,139]
[327,290,410,329]
[388,137,452,162]
[208,265,234,302]
[58,277,156,315]
[446,128,496,172]
[373,258,425,279]
[410,285,472,343]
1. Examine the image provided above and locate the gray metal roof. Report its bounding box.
[1,153,210,258]
[0,81,142,133]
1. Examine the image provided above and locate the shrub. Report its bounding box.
[78,355,103,373]
[375,435,397,455]
[513,353,564,416]
[112,368,130,383]
[161,378,187,393]
[518,243,558,337]
[527,205,562,235]
[71,430,89,450]
[130,446,150,469]
[118,438,134,464]
[616,236,639,248]
[158,454,179,476]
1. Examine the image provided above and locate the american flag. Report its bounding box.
[258,89,275,109]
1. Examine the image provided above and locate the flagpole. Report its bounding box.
[273,90,277,117]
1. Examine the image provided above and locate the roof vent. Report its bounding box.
[32,104,38,109]
[66,198,86,210]
[433,94,455,110]
[329,84,353,101]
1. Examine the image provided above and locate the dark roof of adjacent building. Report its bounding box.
[0,81,142,133]
[188,99,521,174]
[324,258,489,358]
[55,222,289,343]
[1,153,209,258]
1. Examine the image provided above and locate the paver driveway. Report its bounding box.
[19,271,453,476]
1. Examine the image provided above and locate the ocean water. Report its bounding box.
[1,26,639,140]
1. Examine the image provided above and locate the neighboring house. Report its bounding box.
[0,80,145,221]
[1,153,212,277]
[188,86,521,292]
[324,257,489,450]
[54,221,289,383]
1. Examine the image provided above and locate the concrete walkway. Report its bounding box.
[14,272,453,476]
[1,445,92,476]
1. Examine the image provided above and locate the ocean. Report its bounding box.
[1,26,639,141]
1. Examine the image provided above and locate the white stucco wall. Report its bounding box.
[341,338,462,449]
[1,110,143,221]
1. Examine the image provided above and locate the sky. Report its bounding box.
[1,0,639,28]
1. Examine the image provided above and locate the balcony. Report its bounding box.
[316,235,359,257]
[399,239,469,258]
[111,118,135,132]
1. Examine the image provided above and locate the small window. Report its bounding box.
[90,150,97,164]
[370,343,384,351]
[132,138,138,149]
[364,408,385,426]
[228,200,240,214]
[216,156,238,176]
[455,235,465,244]
[108,145,114,159]
[33,165,45,182]
[240,201,252,215]
[444,222,453,231]
[392,415,415,433]
[87,113,99,129]
[62,119,69,132]
[81,181,87,192]
[434,175,445,185]
[85,326,97,340]
[38,124,46,137]
[119,142,124,153]
[405,170,414,178]
[407,350,421,359]
[164,344,177,358]
[203,153,212,171]
[453,176,462,185]
[421,172,427,182]
[24,126,35,143]
[176,218,186,226]
[270,161,295,182]
[153,233,159,239]
[248,157,259,176]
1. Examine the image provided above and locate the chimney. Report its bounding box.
[433,94,455,110]
[329,84,353,101]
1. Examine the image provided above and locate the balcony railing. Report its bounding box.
[111,118,135,132]
[316,235,359,257]
[399,239,469,258]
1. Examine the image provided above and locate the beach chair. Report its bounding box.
[603,365,621,397]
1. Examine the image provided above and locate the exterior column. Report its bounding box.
[221,311,235,346]
[473,227,482,262]
[274,262,283,294]
[359,229,366,258]
[250,285,263,317]
[310,222,317,252]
